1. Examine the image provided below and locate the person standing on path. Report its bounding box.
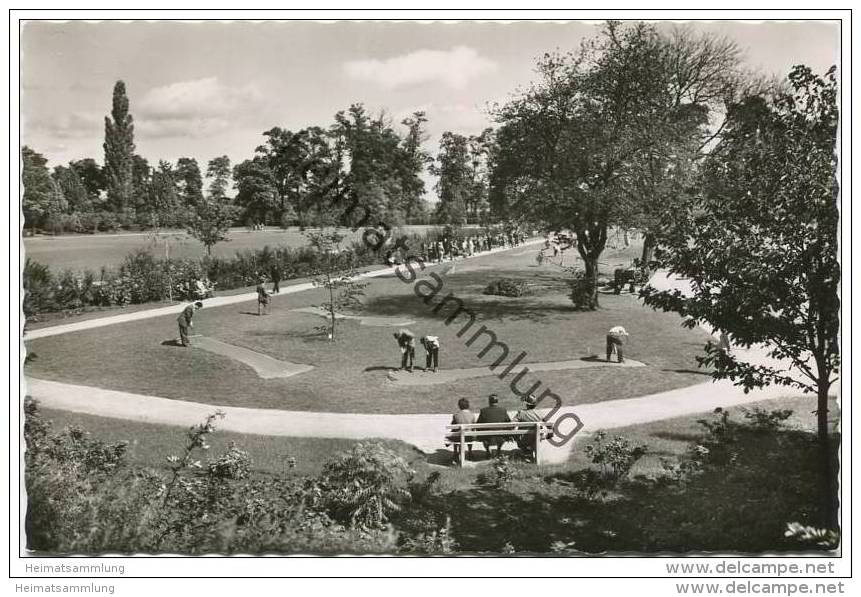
[393,329,416,372]
[177,301,203,347]
[256,281,270,316]
[420,335,440,372]
[606,325,629,363]
[270,263,281,294]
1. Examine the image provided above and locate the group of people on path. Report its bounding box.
[386,229,529,266]
[449,393,546,462]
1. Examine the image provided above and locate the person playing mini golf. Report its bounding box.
[420,335,440,372]
[177,301,203,347]
[393,329,416,372]
[606,325,629,363]
[256,280,270,316]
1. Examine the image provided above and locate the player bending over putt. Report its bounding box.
[177,301,203,347]
[420,335,440,372]
[393,329,416,372]
[606,325,629,363]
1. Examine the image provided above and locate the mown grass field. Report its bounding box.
[23,225,454,271]
[25,243,716,415]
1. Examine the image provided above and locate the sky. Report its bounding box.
[20,20,841,198]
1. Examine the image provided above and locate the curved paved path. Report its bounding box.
[193,337,314,379]
[24,375,797,464]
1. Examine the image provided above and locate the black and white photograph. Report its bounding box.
[10,7,851,588]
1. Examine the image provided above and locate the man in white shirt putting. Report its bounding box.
[606,325,629,363]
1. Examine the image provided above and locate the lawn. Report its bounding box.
[23,224,458,271]
[24,244,715,415]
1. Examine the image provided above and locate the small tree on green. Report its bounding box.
[305,229,367,342]
[188,200,237,256]
[641,65,840,526]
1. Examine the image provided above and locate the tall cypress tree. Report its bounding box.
[103,81,135,212]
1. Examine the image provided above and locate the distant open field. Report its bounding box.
[22,225,454,271]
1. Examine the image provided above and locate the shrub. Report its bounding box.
[320,442,414,529]
[568,270,594,308]
[583,431,648,483]
[742,407,794,432]
[119,249,168,303]
[23,258,55,316]
[483,278,529,297]
[491,455,515,488]
[207,442,252,480]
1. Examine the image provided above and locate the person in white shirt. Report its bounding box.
[420,335,440,372]
[606,325,629,363]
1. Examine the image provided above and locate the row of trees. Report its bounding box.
[24,82,497,239]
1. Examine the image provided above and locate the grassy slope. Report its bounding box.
[35,395,838,553]
[25,243,715,414]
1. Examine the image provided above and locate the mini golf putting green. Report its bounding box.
[192,336,314,379]
[385,357,646,386]
[291,306,416,327]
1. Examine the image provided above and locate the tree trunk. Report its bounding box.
[582,255,600,310]
[817,378,837,528]
[641,232,656,270]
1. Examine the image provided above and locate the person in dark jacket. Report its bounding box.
[177,301,203,347]
[476,394,511,458]
[270,264,281,294]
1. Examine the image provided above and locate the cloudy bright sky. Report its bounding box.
[21,20,840,192]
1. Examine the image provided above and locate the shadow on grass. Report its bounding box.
[363,365,399,372]
[649,430,703,443]
[662,368,713,376]
[363,293,576,323]
[159,339,185,347]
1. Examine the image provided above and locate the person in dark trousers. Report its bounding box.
[177,301,203,347]
[514,394,544,460]
[256,281,270,316]
[476,394,511,458]
[449,397,476,462]
[420,335,440,372]
[270,264,281,294]
[606,325,629,363]
[393,329,416,372]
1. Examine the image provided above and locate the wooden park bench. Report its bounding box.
[445,421,555,467]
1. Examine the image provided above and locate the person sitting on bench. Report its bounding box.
[476,394,511,458]
[450,398,476,462]
[514,394,544,460]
